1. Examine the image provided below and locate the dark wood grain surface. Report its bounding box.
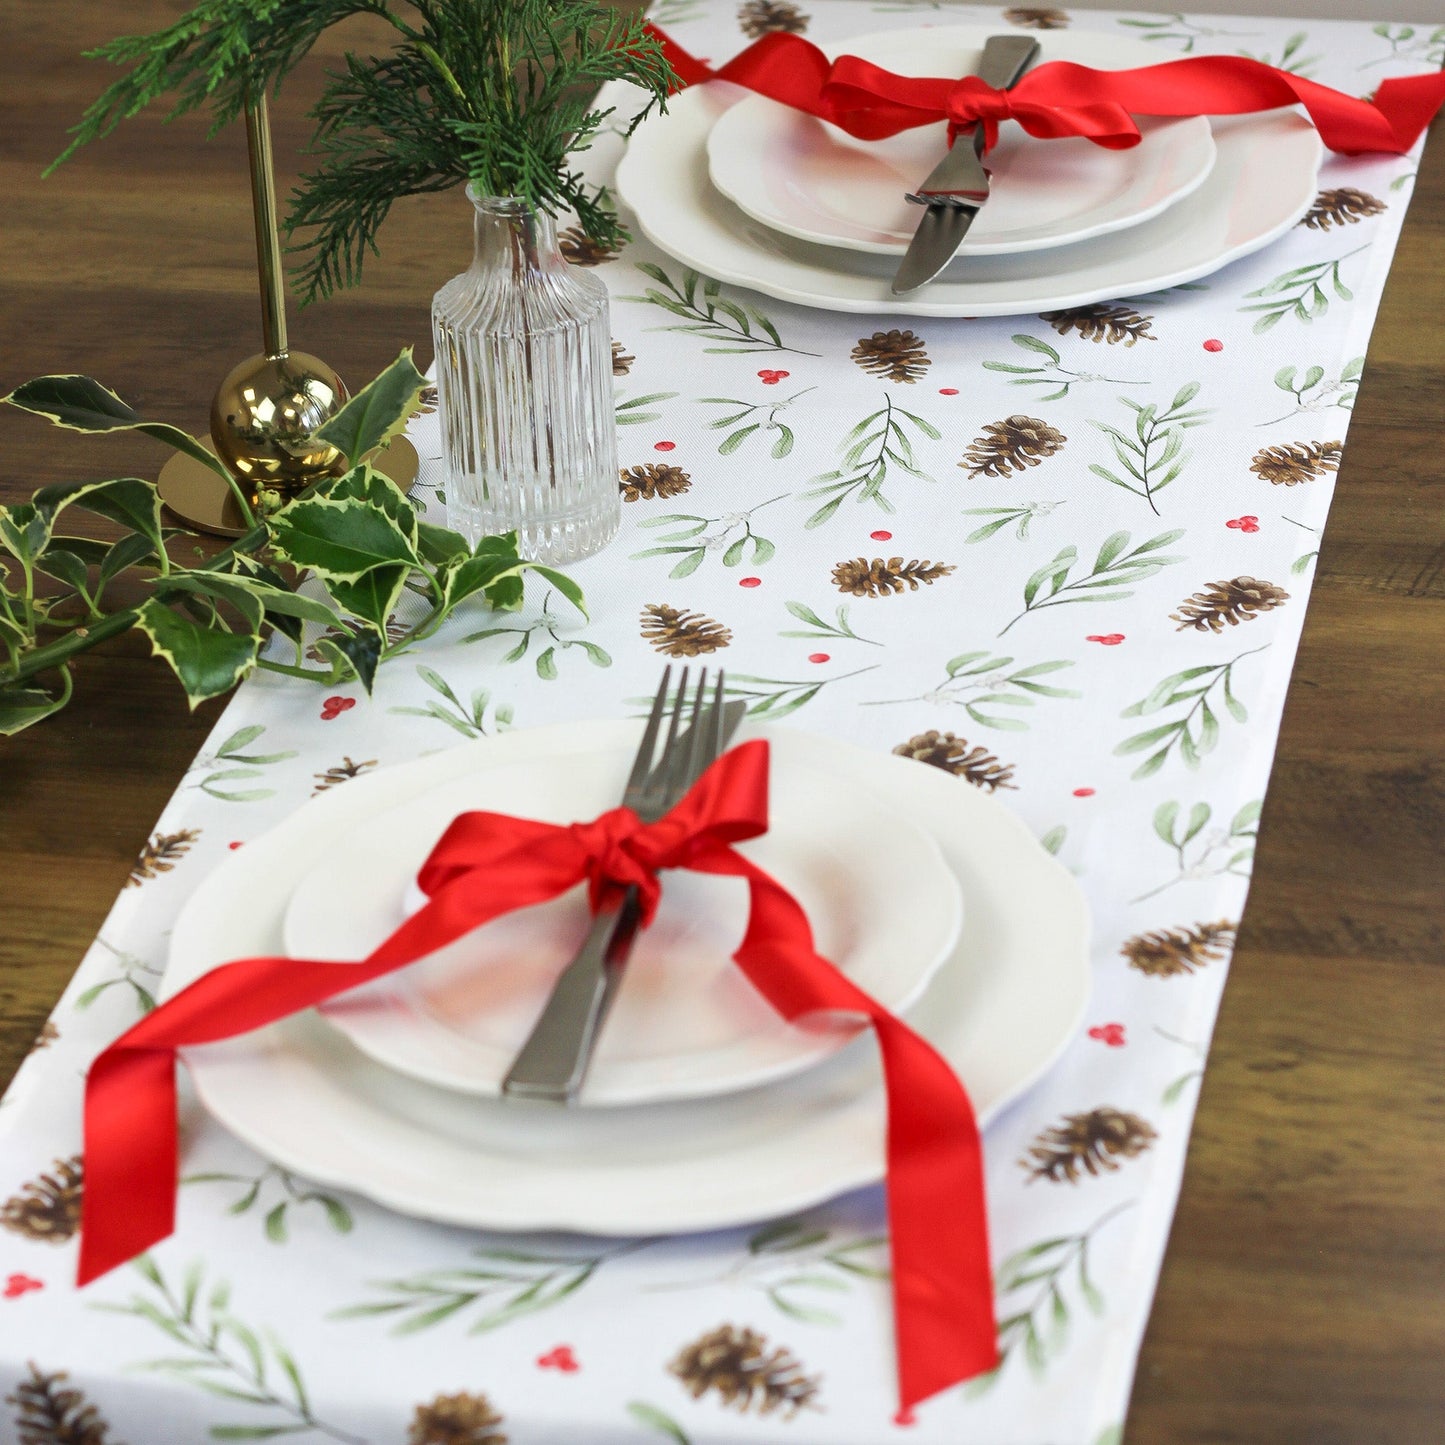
[2,6,1442,1441]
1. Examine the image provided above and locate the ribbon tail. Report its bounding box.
[78,1045,178,1285]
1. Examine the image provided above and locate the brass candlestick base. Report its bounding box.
[210,349,350,489]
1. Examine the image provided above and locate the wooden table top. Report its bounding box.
[2,6,1442,1440]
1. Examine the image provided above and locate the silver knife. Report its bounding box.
[890,35,1041,296]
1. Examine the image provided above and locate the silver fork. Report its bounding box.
[501,666,735,1103]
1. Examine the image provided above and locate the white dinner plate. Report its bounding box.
[165,722,1091,1236]
[614,32,1323,317]
[706,29,1216,257]
[282,741,962,1106]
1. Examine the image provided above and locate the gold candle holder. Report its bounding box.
[159,92,417,536]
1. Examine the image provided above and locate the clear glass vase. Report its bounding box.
[432,190,620,565]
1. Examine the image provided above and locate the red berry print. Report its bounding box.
[537,1345,580,1372]
[808,652,830,664]
[1086,633,1125,646]
[228,840,245,851]
[893,1406,917,1427]
[1088,1023,1127,1048]
[1073,787,1095,798]
[320,696,356,721]
[757,369,790,385]
[1226,515,1260,533]
[3,1274,43,1299]
[870,529,893,541]
[739,576,762,588]
[938,388,959,396]
[653,440,676,452]
[1203,339,1224,352]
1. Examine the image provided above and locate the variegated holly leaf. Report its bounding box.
[0,674,73,735]
[32,477,168,551]
[2,374,232,480]
[267,496,420,582]
[314,349,428,466]
[135,598,260,705]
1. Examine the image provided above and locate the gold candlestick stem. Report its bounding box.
[246,94,288,360]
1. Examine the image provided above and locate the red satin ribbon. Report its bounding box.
[78,739,995,1410]
[651,25,1445,155]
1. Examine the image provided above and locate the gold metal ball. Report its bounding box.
[209,350,350,493]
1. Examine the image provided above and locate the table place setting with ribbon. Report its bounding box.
[1,2,1442,1442]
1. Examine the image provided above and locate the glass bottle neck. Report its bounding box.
[470,192,564,283]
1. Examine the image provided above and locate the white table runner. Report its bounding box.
[2,6,1437,1441]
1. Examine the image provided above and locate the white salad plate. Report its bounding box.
[706,30,1216,257]
[614,26,1323,318]
[164,722,1091,1237]
[282,739,963,1106]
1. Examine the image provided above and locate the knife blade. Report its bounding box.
[890,34,1041,296]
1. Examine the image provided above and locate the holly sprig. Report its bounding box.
[1,351,585,736]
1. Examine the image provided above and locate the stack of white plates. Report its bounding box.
[167,723,1090,1234]
[614,25,1325,317]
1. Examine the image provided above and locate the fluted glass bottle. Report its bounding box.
[432,190,619,565]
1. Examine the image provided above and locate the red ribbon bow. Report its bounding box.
[651,25,1445,155]
[78,740,995,1411]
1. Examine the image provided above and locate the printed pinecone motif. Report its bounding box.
[1301,187,1386,231]
[1249,440,1342,486]
[738,0,810,38]
[408,1391,506,1445]
[893,730,1017,791]
[27,1020,59,1057]
[641,604,734,657]
[851,329,931,382]
[1040,303,1156,345]
[1123,920,1237,978]
[611,341,634,377]
[620,463,692,503]
[559,225,620,266]
[413,384,439,416]
[832,556,955,598]
[312,757,378,795]
[961,415,1067,478]
[1172,576,1289,633]
[1022,1108,1157,1183]
[1003,7,1071,28]
[670,1325,821,1418]
[1,1157,84,1243]
[125,829,200,887]
[7,1363,119,1445]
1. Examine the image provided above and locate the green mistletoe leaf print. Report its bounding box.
[628,1400,692,1443]
[983,333,1142,400]
[962,500,1064,544]
[1240,247,1367,333]
[1261,357,1362,424]
[74,936,161,1014]
[388,665,514,738]
[622,264,818,356]
[616,389,680,426]
[999,528,1186,635]
[699,387,814,459]
[802,395,941,529]
[1113,12,1257,52]
[631,497,784,578]
[1240,30,1320,75]
[182,1164,353,1242]
[184,723,297,803]
[864,652,1079,731]
[778,601,881,648]
[1365,22,1445,68]
[1115,645,1269,778]
[1133,797,1260,900]
[464,589,613,678]
[1087,384,1211,514]
[631,665,880,721]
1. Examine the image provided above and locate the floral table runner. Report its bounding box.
[2,5,1439,1441]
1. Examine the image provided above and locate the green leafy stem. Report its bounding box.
[1260,358,1362,426]
[1115,646,1269,779]
[778,600,881,648]
[800,394,939,529]
[74,936,162,1015]
[98,1256,363,1443]
[1,351,586,737]
[388,663,515,739]
[1240,248,1367,334]
[631,495,784,579]
[1133,797,1261,901]
[1088,384,1211,515]
[183,723,297,803]
[623,264,818,356]
[616,389,680,427]
[699,387,815,459]
[332,1241,649,1335]
[967,1202,1134,1394]
[862,651,1079,731]
[983,334,1140,401]
[962,500,1063,544]
[1115,13,1259,52]
[998,528,1186,637]
[182,1164,354,1243]
[464,588,611,678]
